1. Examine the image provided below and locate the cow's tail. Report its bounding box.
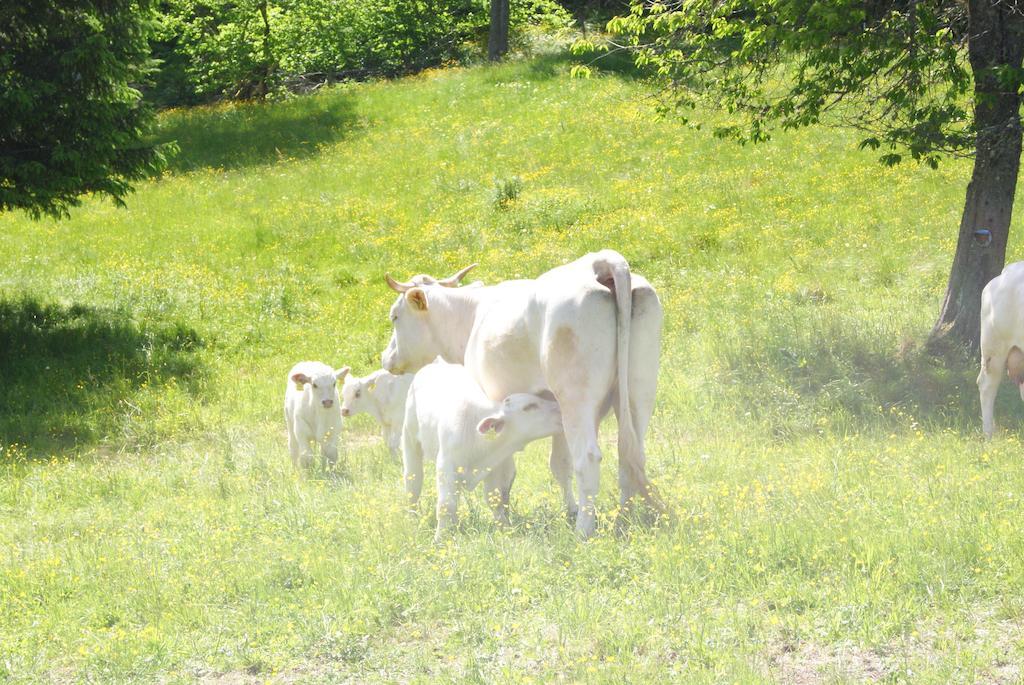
[594,252,666,517]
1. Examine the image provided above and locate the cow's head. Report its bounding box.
[477,393,562,442]
[340,372,373,417]
[381,264,476,374]
[292,365,348,409]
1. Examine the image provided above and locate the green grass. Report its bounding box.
[3,52,1024,683]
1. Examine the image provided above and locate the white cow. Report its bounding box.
[339,368,414,458]
[402,359,563,541]
[382,250,664,537]
[979,261,1024,437]
[284,361,346,469]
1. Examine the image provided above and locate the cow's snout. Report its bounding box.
[341,407,350,417]
[322,399,334,409]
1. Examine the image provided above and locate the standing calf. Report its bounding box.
[339,368,414,458]
[402,359,562,541]
[979,262,1024,437]
[284,361,345,468]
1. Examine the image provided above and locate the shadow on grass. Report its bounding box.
[524,47,650,82]
[0,298,205,456]
[712,305,996,439]
[153,90,362,173]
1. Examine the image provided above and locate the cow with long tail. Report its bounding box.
[382,250,664,538]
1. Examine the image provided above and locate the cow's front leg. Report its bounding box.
[299,444,315,470]
[979,351,1006,438]
[384,425,401,461]
[403,438,424,510]
[434,459,460,542]
[287,427,301,469]
[483,456,516,527]
[322,434,339,469]
[549,434,578,522]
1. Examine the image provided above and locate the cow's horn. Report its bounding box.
[437,263,478,287]
[385,273,415,293]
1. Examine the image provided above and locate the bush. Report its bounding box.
[151,0,573,105]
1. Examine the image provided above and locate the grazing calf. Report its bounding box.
[979,261,1024,437]
[284,361,345,468]
[402,359,562,541]
[339,368,414,458]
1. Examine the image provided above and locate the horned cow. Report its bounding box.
[382,249,664,537]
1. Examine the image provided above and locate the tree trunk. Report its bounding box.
[929,0,1024,354]
[488,0,510,61]
[256,0,274,100]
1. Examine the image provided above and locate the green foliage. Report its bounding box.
[0,0,168,218]
[490,174,524,208]
[3,56,1024,682]
[607,0,977,168]
[154,0,573,103]
[158,0,278,100]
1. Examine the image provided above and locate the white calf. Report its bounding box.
[284,361,346,468]
[401,359,562,541]
[979,262,1024,437]
[339,368,414,457]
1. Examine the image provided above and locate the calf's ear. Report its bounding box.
[477,416,505,435]
[406,287,428,311]
[291,372,311,387]
[334,366,351,381]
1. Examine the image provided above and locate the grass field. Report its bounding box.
[2,50,1024,683]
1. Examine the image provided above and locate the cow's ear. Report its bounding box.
[477,416,505,435]
[366,379,377,393]
[291,372,311,388]
[334,366,350,381]
[406,287,428,312]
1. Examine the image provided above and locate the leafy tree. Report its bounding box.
[607,0,1024,351]
[160,0,279,100]
[0,0,167,219]
[158,0,571,102]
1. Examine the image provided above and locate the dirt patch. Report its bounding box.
[768,640,889,684]
[764,604,1024,684]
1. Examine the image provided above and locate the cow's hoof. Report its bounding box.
[564,507,578,526]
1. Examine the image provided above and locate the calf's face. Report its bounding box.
[477,393,562,441]
[340,374,372,417]
[291,366,348,409]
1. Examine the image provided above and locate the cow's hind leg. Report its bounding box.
[979,349,1006,438]
[549,434,578,522]
[563,406,603,538]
